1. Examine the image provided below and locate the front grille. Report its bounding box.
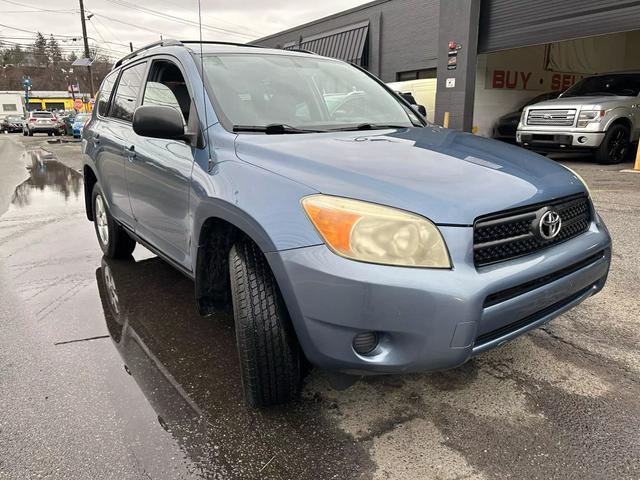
[474,194,592,267]
[527,109,576,126]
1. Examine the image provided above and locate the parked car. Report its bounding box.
[63,112,76,135]
[517,72,640,163]
[1,115,25,133]
[23,111,61,136]
[493,91,561,143]
[83,41,611,407]
[72,113,91,138]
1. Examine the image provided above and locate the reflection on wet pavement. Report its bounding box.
[11,150,83,209]
[96,256,371,479]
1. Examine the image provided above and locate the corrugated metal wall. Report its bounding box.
[300,22,370,65]
[479,0,640,53]
[253,0,439,82]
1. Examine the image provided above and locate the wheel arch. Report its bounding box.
[603,112,633,132]
[193,203,279,316]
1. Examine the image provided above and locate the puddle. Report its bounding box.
[9,149,83,212]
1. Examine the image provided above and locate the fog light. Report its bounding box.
[353,331,379,355]
[578,136,587,144]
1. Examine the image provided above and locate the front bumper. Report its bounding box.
[517,129,605,150]
[267,219,611,375]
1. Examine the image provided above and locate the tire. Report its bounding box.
[28,130,33,136]
[229,239,302,407]
[91,183,136,259]
[595,124,630,164]
[23,130,27,136]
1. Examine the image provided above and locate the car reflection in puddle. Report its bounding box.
[96,256,371,479]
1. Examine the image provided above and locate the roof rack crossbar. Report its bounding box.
[113,39,182,69]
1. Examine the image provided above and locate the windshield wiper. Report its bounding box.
[329,123,414,131]
[232,124,326,134]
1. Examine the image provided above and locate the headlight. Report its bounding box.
[301,195,451,268]
[519,109,527,125]
[577,109,605,128]
[561,165,591,196]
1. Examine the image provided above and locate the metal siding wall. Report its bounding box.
[479,0,640,53]
[254,0,440,82]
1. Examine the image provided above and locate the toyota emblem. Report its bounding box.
[538,209,562,240]
[543,113,552,119]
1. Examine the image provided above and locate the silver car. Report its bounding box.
[23,111,61,137]
[517,72,640,164]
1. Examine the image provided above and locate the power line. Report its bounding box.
[0,0,77,13]
[100,0,257,40]
[147,0,268,37]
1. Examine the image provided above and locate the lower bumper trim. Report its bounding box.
[474,284,593,349]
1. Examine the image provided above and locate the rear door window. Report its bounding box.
[97,70,119,117]
[110,62,147,122]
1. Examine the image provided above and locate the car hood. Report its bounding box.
[234,127,586,225]
[529,96,626,108]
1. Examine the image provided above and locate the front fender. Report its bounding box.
[189,158,323,259]
[602,107,635,131]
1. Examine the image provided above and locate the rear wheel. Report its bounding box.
[596,124,630,164]
[23,130,27,136]
[28,130,33,136]
[92,184,136,259]
[229,239,302,407]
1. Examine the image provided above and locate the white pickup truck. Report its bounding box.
[517,72,640,164]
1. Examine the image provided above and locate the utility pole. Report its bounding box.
[78,0,94,97]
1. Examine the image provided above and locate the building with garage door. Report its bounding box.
[253,0,640,136]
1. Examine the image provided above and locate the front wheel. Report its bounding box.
[92,184,136,259]
[596,124,630,164]
[229,239,302,407]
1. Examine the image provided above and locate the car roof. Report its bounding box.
[113,39,320,70]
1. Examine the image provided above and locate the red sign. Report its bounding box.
[74,99,83,110]
[490,69,583,91]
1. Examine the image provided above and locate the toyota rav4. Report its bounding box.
[82,40,612,407]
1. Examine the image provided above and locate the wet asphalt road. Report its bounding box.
[0,133,639,480]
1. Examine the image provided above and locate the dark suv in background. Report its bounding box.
[83,40,611,407]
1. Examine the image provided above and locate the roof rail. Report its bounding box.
[283,48,317,55]
[113,39,182,69]
[179,40,266,49]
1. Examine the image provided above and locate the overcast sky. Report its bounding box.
[0,0,370,59]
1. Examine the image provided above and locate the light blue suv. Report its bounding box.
[82,40,611,406]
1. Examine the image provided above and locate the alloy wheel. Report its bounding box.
[95,194,109,247]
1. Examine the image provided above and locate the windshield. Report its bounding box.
[6,116,22,122]
[32,112,53,118]
[201,53,419,131]
[563,74,640,97]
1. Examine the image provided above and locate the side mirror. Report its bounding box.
[133,105,185,141]
[413,104,427,118]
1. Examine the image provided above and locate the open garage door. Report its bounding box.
[479,0,640,53]
[473,29,640,139]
